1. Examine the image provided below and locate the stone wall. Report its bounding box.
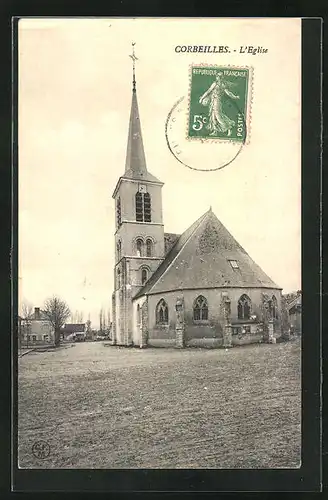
[111,292,116,345]
[141,298,149,347]
[112,177,166,346]
[145,287,282,348]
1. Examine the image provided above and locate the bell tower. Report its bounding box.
[111,43,165,346]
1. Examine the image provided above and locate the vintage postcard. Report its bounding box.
[17,18,302,473]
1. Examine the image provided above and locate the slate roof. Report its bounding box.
[31,309,49,321]
[164,232,180,255]
[63,323,86,334]
[134,208,280,298]
[114,86,162,192]
[287,294,301,311]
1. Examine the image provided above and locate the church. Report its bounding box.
[111,54,283,349]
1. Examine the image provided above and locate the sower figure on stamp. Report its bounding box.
[199,72,240,137]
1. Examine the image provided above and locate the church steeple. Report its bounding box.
[113,43,163,198]
[125,43,148,179]
[111,43,165,347]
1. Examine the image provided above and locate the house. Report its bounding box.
[111,62,283,349]
[20,307,55,346]
[61,323,86,340]
[287,293,302,335]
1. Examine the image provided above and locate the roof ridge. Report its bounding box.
[144,210,209,295]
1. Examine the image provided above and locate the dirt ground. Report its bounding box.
[18,339,301,469]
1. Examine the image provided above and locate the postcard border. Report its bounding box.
[7,16,322,494]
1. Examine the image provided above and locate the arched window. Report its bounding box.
[144,193,151,222]
[135,192,152,222]
[156,299,169,324]
[116,197,121,226]
[117,269,121,289]
[135,192,143,221]
[137,304,141,326]
[237,294,251,320]
[146,238,153,257]
[141,268,148,285]
[271,295,278,319]
[193,295,208,321]
[136,238,143,257]
[117,240,121,261]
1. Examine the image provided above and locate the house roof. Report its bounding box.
[31,309,50,321]
[63,323,85,333]
[134,208,280,298]
[287,294,301,311]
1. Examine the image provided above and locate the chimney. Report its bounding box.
[34,307,40,319]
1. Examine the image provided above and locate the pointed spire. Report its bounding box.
[124,43,148,178]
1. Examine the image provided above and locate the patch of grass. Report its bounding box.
[18,339,301,469]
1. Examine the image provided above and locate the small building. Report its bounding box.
[62,323,86,341]
[21,307,55,346]
[287,293,302,335]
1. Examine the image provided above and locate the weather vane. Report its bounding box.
[129,42,138,91]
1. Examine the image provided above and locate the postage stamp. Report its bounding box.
[187,65,252,143]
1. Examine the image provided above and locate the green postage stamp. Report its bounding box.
[187,65,252,143]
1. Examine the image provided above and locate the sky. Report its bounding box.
[18,18,301,328]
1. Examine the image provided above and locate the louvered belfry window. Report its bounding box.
[136,192,143,221]
[144,193,151,222]
[135,192,151,222]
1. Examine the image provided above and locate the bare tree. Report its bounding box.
[20,301,34,347]
[72,310,84,323]
[99,308,103,333]
[21,301,34,320]
[43,296,71,347]
[106,309,111,336]
[103,311,107,331]
[86,316,92,339]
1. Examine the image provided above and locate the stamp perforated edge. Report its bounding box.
[186,63,254,146]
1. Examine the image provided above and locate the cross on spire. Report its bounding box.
[129,42,138,91]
